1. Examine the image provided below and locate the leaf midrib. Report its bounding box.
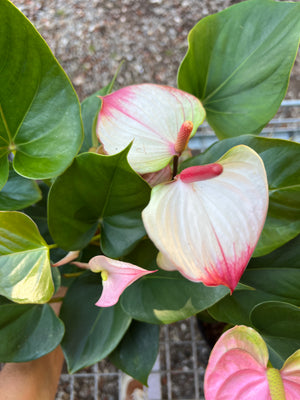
[203,7,295,104]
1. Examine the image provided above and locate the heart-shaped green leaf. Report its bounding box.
[0,0,83,182]
[121,269,229,324]
[121,239,229,324]
[178,0,300,139]
[60,271,131,373]
[250,301,300,368]
[0,211,53,303]
[109,320,159,385]
[23,183,51,242]
[208,288,278,327]
[0,303,64,362]
[244,235,300,304]
[0,169,41,210]
[182,135,300,256]
[48,148,151,257]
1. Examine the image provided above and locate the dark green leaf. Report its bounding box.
[0,0,83,180]
[123,238,159,270]
[244,236,300,304]
[121,239,229,324]
[182,135,300,256]
[0,303,64,362]
[121,269,229,324]
[208,289,277,327]
[80,90,103,153]
[23,182,52,243]
[0,155,9,190]
[0,211,53,303]
[0,169,41,210]
[48,148,151,257]
[110,320,159,385]
[60,271,131,373]
[178,0,300,138]
[250,301,300,368]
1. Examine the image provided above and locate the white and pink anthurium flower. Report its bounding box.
[96,84,205,174]
[204,325,300,400]
[88,255,157,307]
[142,145,269,293]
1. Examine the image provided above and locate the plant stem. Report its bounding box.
[48,243,58,250]
[91,233,100,242]
[48,297,64,303]
[172,155,179,179]
[63,272,84,278]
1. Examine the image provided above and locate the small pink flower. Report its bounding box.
[88,255,157,307]
[52,250,80,267]
[96,84,205,174]
[204,325,300,400]
[142,145,269,292]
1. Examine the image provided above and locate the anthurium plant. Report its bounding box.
[0,0,299,395]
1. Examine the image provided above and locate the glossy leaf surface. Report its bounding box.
[251,301,300,368]
[182,135,300,256]
[48,148,151,257]
[109,320,159,385]
[0,169,41,210]
[0,211,53,303]
[121,239,229,324]
[121,269,229,324]
[60,271,131,373]
[0,303,64,362]
[178,0,300,139]
[0,0,83,182]
[244,236,300,305]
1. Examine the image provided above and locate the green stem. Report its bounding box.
[48,243,58,250]
[63,272,84,278]
[91,233,100,242]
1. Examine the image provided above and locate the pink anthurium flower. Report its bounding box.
[96,84,205,174]
[142,145,269,292]
[204,325,300,400]
[88,255,157,307]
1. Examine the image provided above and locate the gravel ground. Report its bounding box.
[6,1,300,399]
[12,0,299,102]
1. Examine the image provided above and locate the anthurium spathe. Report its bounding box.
[96,84,205,174]
[142,145,268,292]
[204,325,300,400]
[88,255,157,307]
